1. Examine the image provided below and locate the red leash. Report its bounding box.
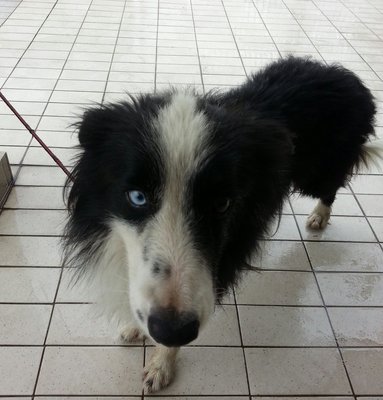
[0,90,73,181]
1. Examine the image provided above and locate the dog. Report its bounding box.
[63,56,380,392]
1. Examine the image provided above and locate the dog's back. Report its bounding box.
[216,56,377,228]
[221,56,376,194]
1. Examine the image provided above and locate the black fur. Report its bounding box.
[64,56,376,296]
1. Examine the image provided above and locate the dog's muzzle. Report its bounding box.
[148,308,199,347]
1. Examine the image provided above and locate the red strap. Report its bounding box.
[0,90,73,181]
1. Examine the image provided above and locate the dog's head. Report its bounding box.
[64,90,292,347]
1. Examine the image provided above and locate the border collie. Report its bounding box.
[64,56,380,392]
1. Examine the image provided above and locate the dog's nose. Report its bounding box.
[148,308,199,347]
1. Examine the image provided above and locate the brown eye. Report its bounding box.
[215,198,231,213]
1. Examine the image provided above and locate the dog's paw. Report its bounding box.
[306,200,331,230]
[306,211,330,230]
[143,349,177,393]
[120,323,145,343]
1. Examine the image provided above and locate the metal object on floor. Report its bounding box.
[0,152,14,209]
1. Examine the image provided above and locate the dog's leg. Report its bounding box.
[143,345,179,393]
[306,194,335,230]
[120,322,146,343]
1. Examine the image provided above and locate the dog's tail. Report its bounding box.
[359,139,383,172]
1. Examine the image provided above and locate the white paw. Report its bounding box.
[306,211,330,230]
[143,350,177,393]
[120,323,145,343]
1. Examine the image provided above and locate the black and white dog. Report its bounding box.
[64,56,380,392]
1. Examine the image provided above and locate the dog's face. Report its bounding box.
[66,90,292,346]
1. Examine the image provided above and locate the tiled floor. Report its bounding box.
[0,0,383,397]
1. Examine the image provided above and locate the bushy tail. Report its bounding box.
[359,139,383,172]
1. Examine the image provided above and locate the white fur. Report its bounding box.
[74,91,216,392]
[360,139,383,172]
[143,346,179,393]
[306,199,332,229]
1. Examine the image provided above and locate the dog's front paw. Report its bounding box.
[143,347,178,393]
[120,323,146,343]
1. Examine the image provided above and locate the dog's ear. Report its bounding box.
[77,107,110,150]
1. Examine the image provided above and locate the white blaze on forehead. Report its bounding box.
[147,91,213,310]
[155,91,210,178]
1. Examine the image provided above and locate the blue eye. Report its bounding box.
[127,190,147,207]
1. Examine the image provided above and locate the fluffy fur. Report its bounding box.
[63,56,378,392]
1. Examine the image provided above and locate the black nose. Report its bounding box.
[148,308,199,347]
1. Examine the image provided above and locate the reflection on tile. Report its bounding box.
[266,215,301,240]
[191,305,241,346]
[329,308,383,346]
[290,193,362,216]
[236,271,322,305]
[239,306,335,346]
[296,216,375,242]
[254,240,310,270]
[255,398,353,400]
[317,273,383,306]
[246,348,352,395]
[305,242,383,272]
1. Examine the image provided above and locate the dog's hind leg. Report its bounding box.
[306,194,335,230]
[143,345,179,392]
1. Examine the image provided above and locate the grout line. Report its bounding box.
[310,0,382,80]
[0,2,59,91]
[249,0,282,59]
[348,184,383,253]
[280,0,327,62]
[0,0,60,183]
[1,232,383,243]
[288,198,358,399]
[30,267,64,399]
[1,343,383,349]
[100,0,128,104]
[188,0,206,93]
[2,265,383,274]
[219,0,248,77]
[153,0,160,94]
[9,1,98,397]
[233,290,252,399]
[0,0,23,28]
[1,302,383,308]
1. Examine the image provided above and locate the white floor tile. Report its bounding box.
[36,347,144,395]
[246,348,352,395]
[1,0,383,396]
[0,347,42,395]
[239,306,335,346]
